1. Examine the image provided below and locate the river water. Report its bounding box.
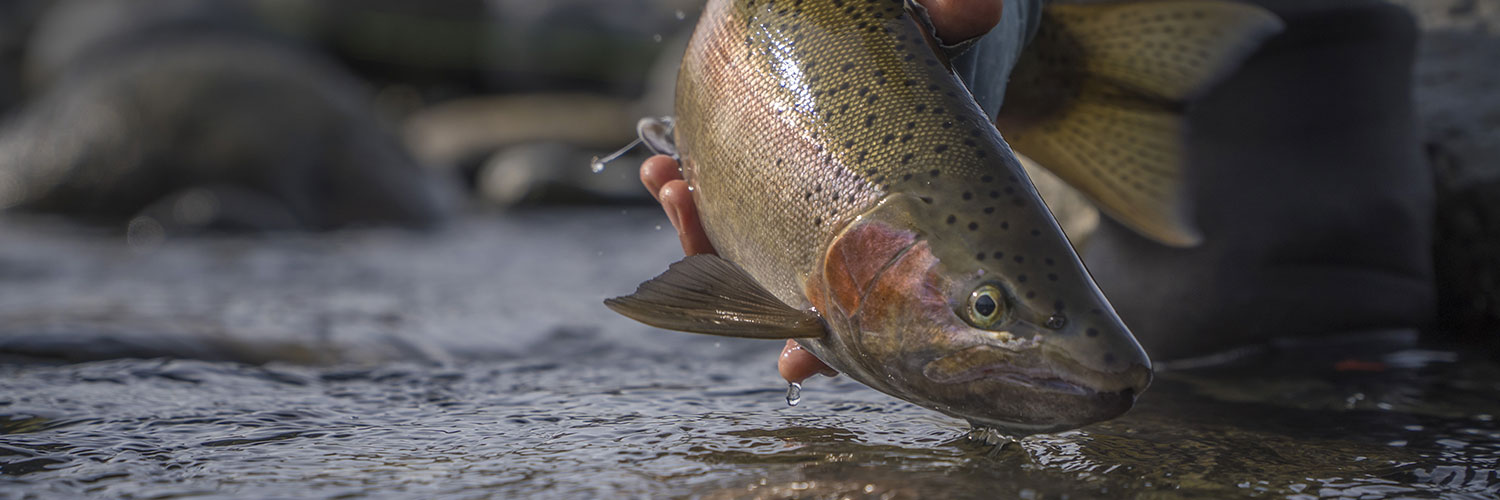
[1,209,1497,499]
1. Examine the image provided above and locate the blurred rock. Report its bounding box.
[0,1,457,231]
[248,0,699,98]
[0,0,48,114]
[1386,0,1500,340]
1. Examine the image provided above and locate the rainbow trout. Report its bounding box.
[608,0,1279,433]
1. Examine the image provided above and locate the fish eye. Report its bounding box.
[966,284,1006,328]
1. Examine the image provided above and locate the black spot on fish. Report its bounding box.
[903,174,913,181]
[814,216,822,225]
[882,134,895,145]
[1054,300,1066,311]
[943,121,953,128]
[1044,258,1055,266]
[992,251,1004,259]
[1026,291,1036,299]
[929,169,940,177]
[976,151,987,158]
[901,153,914,164]
[919,196,933,204]
[1013,255,1024,263]
[934,145,949,153]
[1086,328,1099,337]
[1000,221,1010,230]
[983,207,995,214]
[976,253,986,261]
[915,104,927,113]
[1103,353,1117,364]
[989,191,1000,199]
[1048,273,1058,281]
[1030,229,1041,236]
[968,222,978,231]
[962,192,972,200]
[840,63,854,72]
[900,134,914,142]
[1018,275,1028,283]
[865,114,877,127]
[946,215,957,224]
[844,140,856,148]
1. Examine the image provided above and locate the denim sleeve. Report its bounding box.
[949,0,1042,122]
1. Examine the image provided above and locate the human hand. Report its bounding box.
[638,0,1006,384]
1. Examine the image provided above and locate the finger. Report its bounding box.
[918,0,1004,43]
[640,155,683,202]
[779,339,839,383]
[658,180,717,256]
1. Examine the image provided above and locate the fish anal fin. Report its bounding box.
[605,254,827,339]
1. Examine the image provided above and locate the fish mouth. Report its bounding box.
[929,362,1095,397]
[918,344,1147,432]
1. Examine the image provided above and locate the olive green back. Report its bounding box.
[678,0,998,302]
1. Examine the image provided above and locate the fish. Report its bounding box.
[606,0,1281,434]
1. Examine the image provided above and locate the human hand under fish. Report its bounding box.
[638,0,1008,387]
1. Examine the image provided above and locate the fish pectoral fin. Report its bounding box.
[605,254,827,339]
[997,1,1282,247]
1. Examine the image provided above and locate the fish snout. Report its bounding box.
[919,336,1151,433]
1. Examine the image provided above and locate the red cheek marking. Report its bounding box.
[859,242,944,333]
[822,222,919,317]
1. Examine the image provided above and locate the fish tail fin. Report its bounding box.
[997,1,1283,247]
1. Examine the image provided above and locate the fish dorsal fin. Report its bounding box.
[996,1,1282,247]
[605,254,828,339]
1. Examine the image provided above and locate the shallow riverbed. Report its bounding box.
[1,210,1497,499]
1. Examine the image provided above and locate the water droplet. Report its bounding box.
[675,9,686,20]
[786,382,802,406]
[590,138,643,174]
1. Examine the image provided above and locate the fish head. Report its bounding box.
[807,193,1151,435]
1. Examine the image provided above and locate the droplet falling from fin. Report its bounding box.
[589,138,642,173]
[786,382,802,407]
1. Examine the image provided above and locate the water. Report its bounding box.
[1,210,1498,499]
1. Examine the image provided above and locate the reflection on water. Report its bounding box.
[0,211,1497,499]
[2,343,1497,499]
